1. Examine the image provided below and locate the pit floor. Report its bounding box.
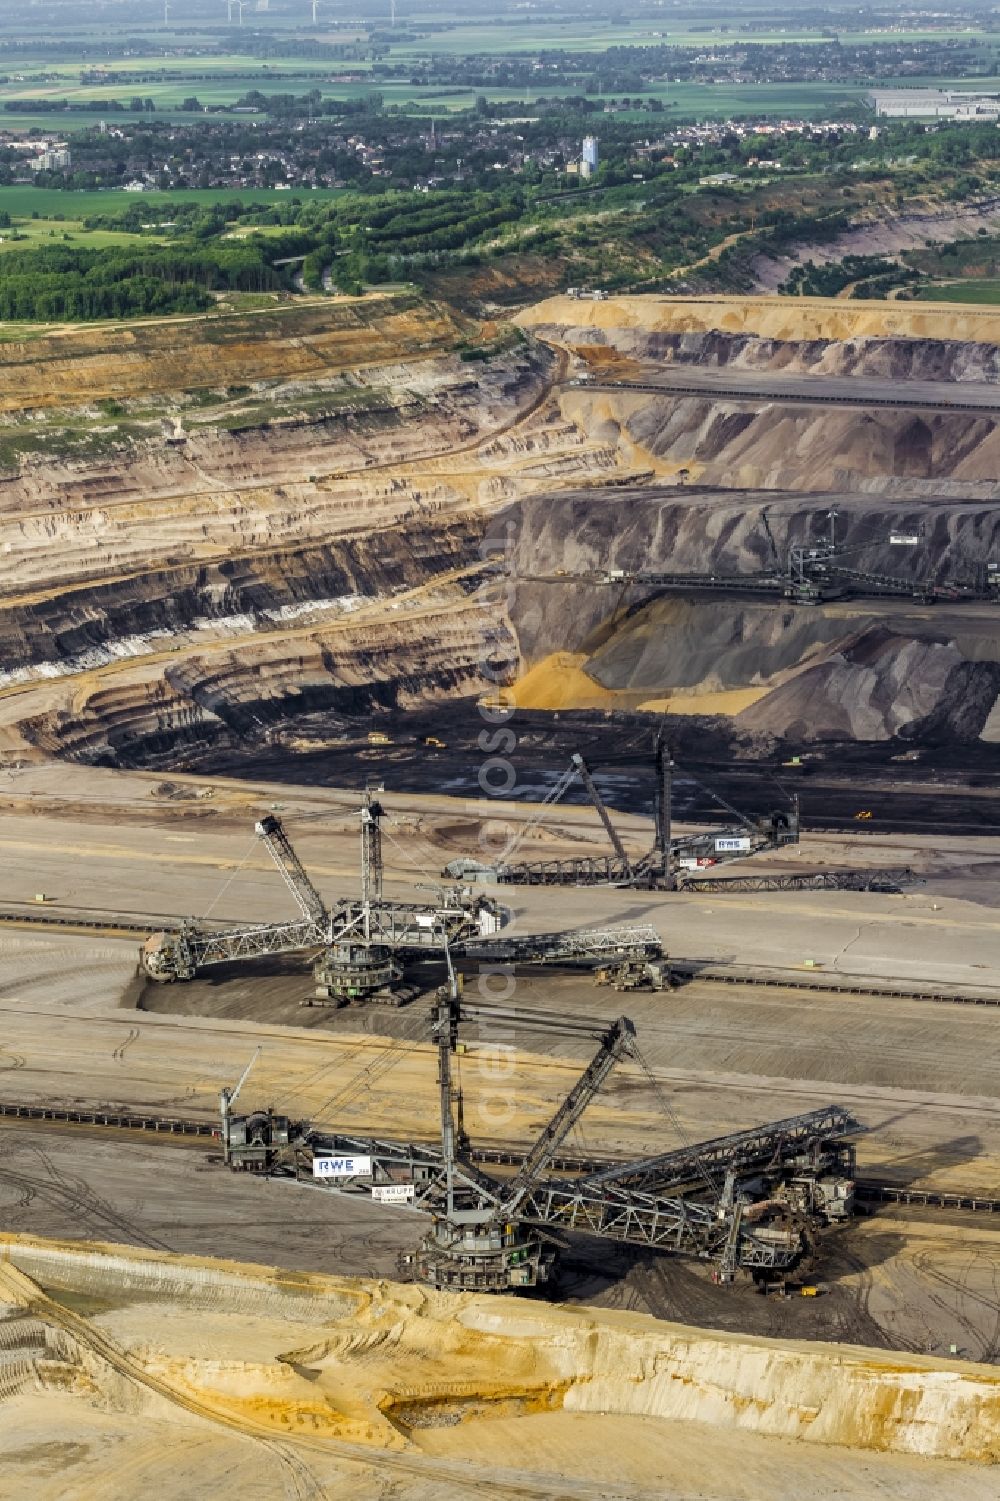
[1,763,1000,1366]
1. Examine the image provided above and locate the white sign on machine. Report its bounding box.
[312,1155,373,1179]
[715,836,752,853]
[371,1184,416,1204]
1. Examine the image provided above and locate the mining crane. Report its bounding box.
[218,1047,299,1172]
[219,993,862,1291]
[444,738,798,891]
[140,801,500,994]
[256,990,858,1296]
[654,734,674,890]
[443,752,634,886]
[414,996,642,1291]
[219,1046,261,1164]
[401,989,857,1291]
[580,1106,859,1207]
[140,803,657,995]
[140,813,331,981]
[257,814,327,925]
[463,922,663,966]
[571,752,631,875]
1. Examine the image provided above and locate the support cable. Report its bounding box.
[678,766,756,831]
[498,761,579,864]
[380,820,438,886]
[200,833,260,921]
[631,1043,718,1197]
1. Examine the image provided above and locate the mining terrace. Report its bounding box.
[2,291,1000,1499]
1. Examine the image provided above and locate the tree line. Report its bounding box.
[0,241,282,321]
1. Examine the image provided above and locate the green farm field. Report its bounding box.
[0,187,342,217]
[0,218,154,253]
[0,79,943,130]
[4,67,995,131]
[0,111,199,132]
[390,20,997,54]
[0,82,524,128]
[0,184,344,257]
[632,81,867,119]
[915,280,1000,304]
[37,51,367,74]
[0,11,996,136]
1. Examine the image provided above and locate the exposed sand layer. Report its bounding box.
[519,293,1000,346]
[511,650,769,715]
[510,649,620,709]
[564,324,1000,387]
[1,1236,999,1500]
[0,295,465,412]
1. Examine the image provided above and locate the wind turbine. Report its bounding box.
[390,0,396,26]
[312,0,319,23]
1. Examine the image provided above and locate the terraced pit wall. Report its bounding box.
[505,295,1000,745]
[506,488,1000,743]
[8,290,1000,767]
[0,295,557,768]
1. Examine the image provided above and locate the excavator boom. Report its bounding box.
[255,815,328,925]
[494,1015,637,1221]
[571,753,630,869]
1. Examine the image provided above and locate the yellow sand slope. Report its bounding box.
[518,292,1000,345]
[3,1232,1000,1492]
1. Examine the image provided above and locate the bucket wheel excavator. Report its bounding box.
[140,795,666,998]
[219,980,861,1294]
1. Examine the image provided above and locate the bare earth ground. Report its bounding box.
[0,770,999,1330]
[4,290,1000,1496]
[3,1238,1000,1501]
[0,770,999,1492]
